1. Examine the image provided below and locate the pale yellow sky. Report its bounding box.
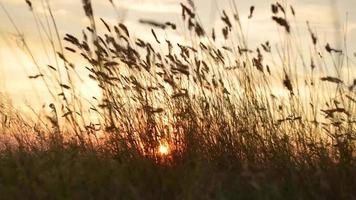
[0,0,355,111]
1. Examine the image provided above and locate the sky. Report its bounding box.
[0,0,355,110]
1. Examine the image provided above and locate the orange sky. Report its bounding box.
[0,0,355,111]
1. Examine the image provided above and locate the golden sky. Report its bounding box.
[0,0,355,109]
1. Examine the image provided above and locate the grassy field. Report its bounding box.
[0,0,355,199]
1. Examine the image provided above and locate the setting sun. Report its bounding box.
[158,144,170,155]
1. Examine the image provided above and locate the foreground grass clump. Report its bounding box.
[0,136,355,200]
[0,0,355,199]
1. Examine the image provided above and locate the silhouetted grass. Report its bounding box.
[0,0,355,199]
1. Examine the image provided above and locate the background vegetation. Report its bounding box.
[0,0,355,199]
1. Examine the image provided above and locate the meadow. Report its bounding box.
[0,0,355,199]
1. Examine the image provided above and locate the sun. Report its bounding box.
[158,144,170,155]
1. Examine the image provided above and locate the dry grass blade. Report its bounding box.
[311,58,316,70]
[321,108,350,118]
[194,23,205,37]
[325,43,342,54]
[272,16,290,33]
[62,111,73,118]
[144,106,164,114]
[290,6,296,16]
[165,22,176,30]
[283,74,294,95]
[252,49,264,72]
[221,11,232,29]
[65,47,76,53]
[248,6,255,19]
[139,19,172,30]
[349,79,356,91]
[187,0,195,10]
[25,0,32,11]
[271,4,278,14]
[222,27,229,40]
[307,21,317,45]
[320,76,344,84]
[212,28,216,41]
[100,18,111,32]
[172,92,188,98]
[119,23,130,37]
[261,41,271,52]
[276,2,285,14]
[180,3,195,20]
[346,95,356,103]
[28,74,44,79]
[139,19,166,29]
[82,0,94,18]
[47,65,57,71]
[151,29,160,44]
[60,84,71,90]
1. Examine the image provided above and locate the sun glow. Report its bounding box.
[158,143,170,155]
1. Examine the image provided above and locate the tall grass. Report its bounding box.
[0,0,355,199]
